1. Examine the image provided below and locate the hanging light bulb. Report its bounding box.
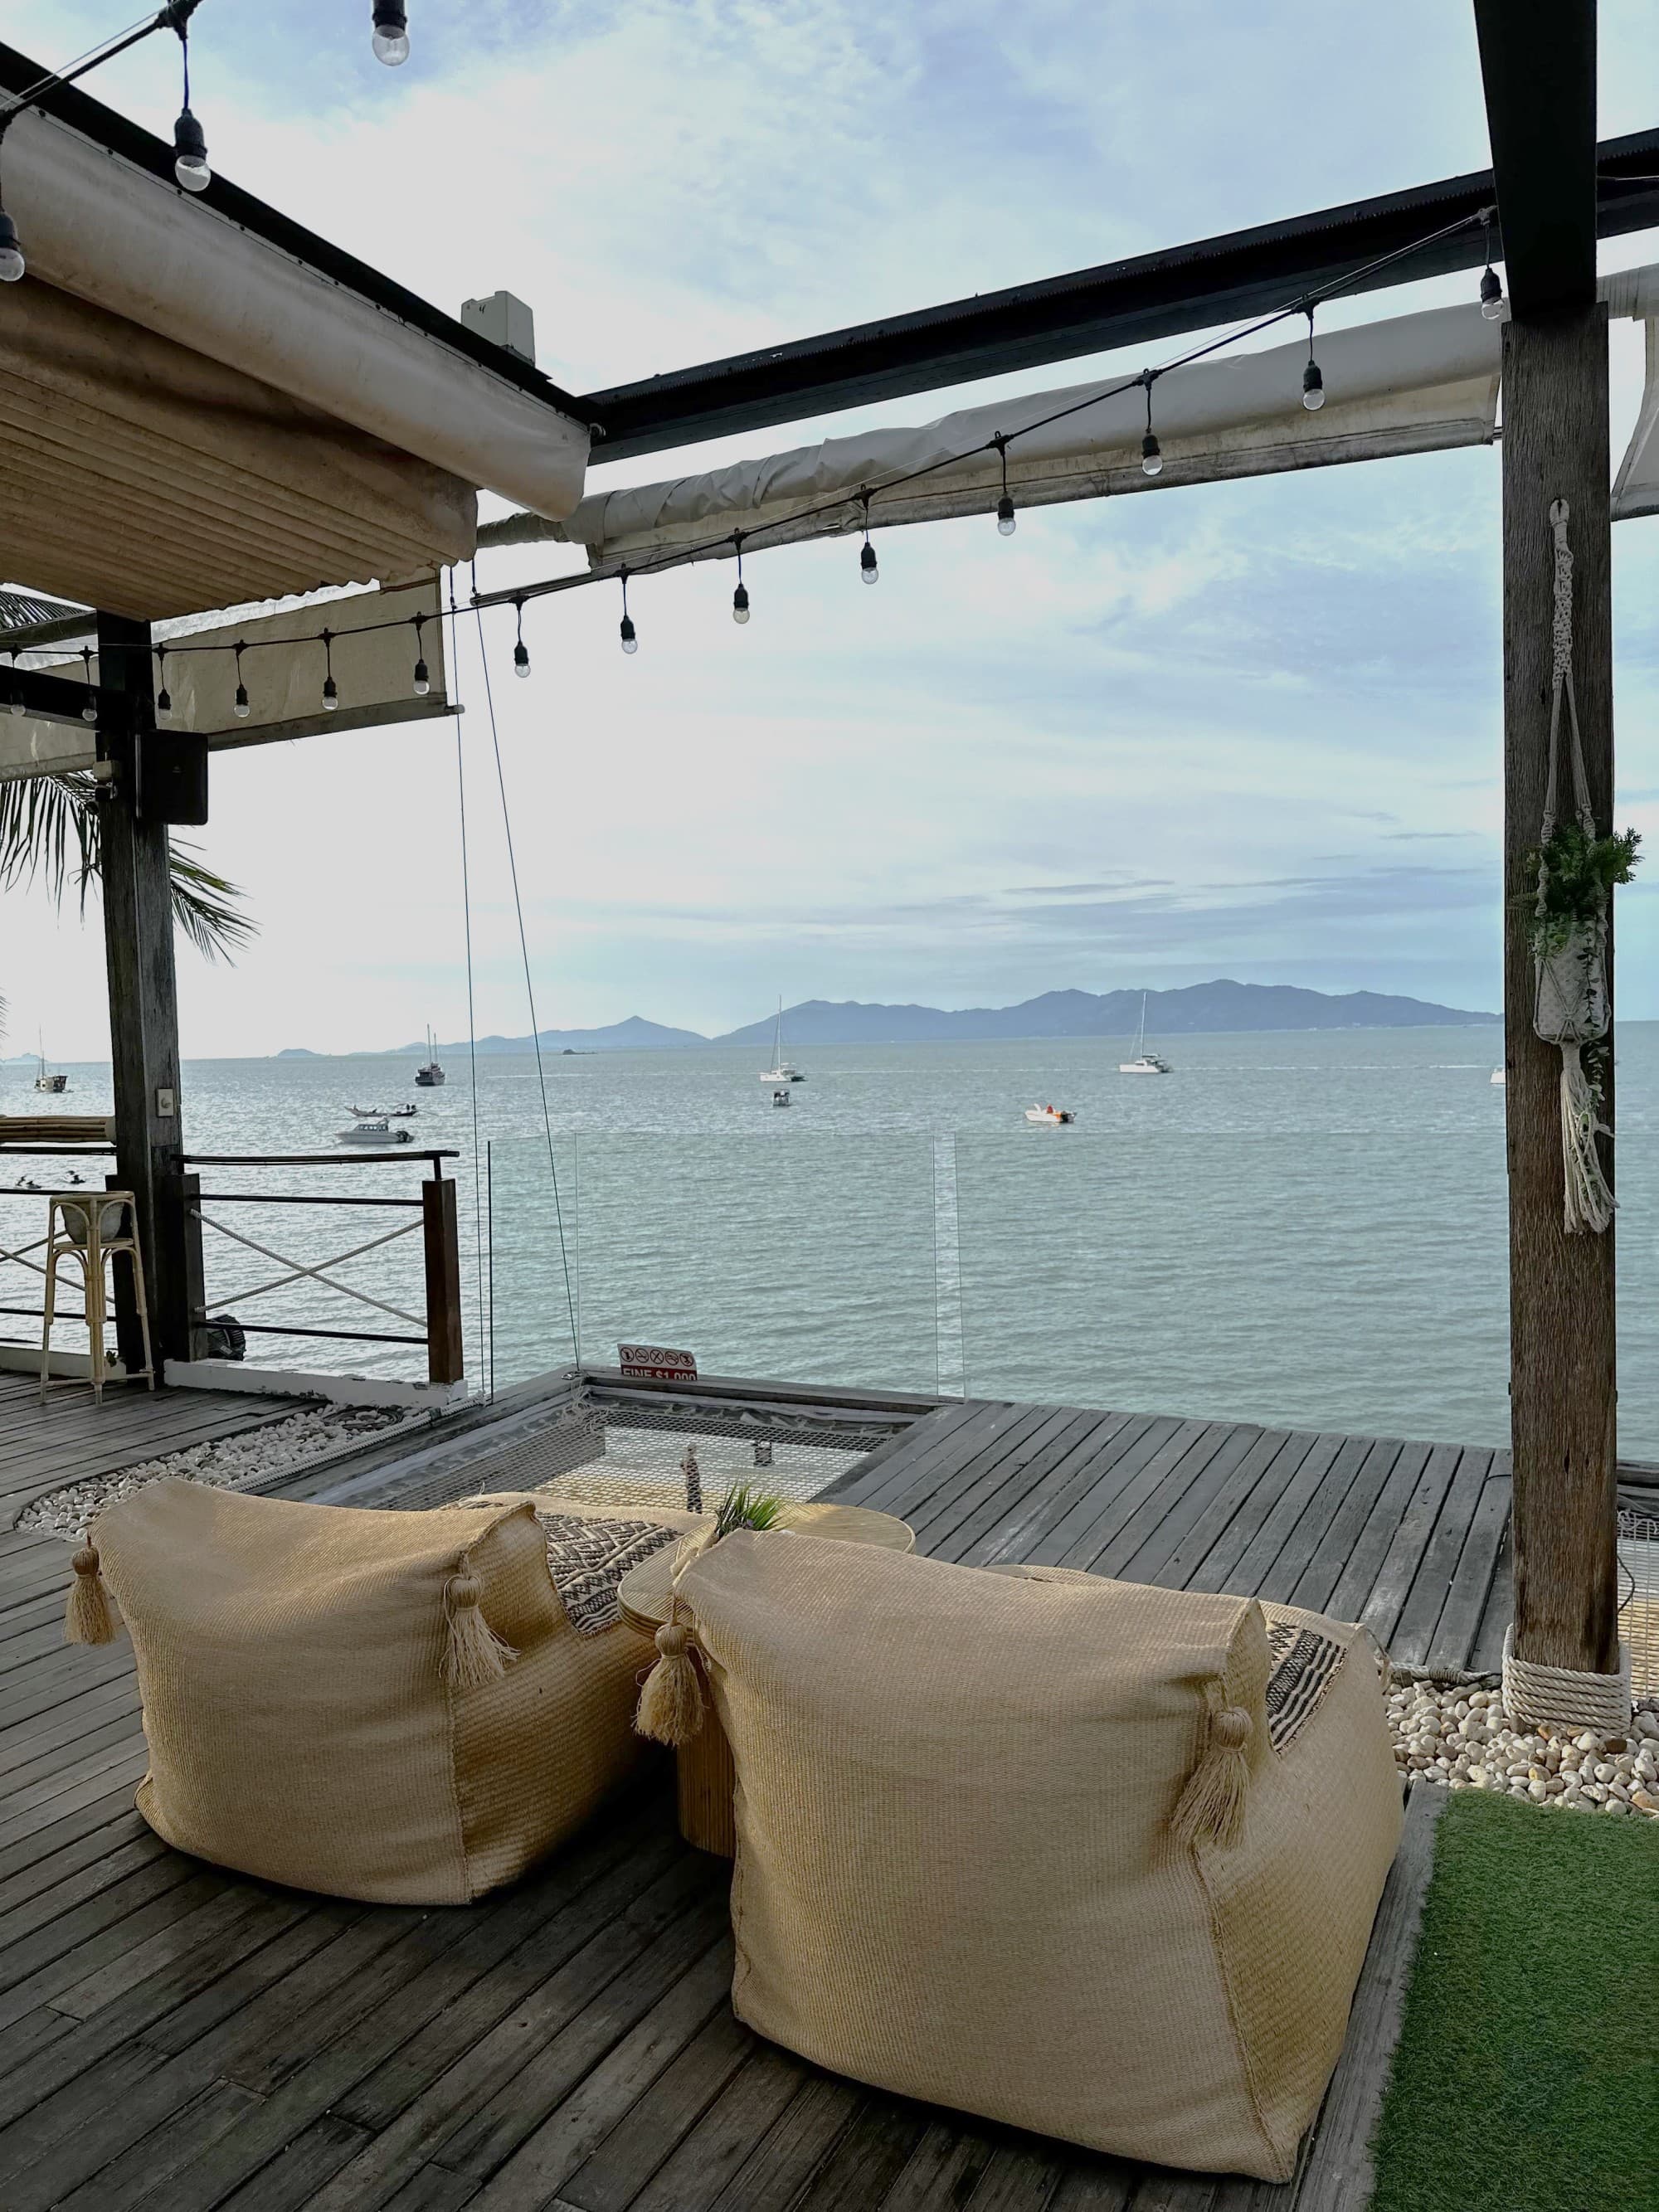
[513,599,531,678]
[858,495,879,583]
[171,23,209,192]
[372,0,411,66]
[1479,209,1505,321]
[153,649,171,717]
[173,108,210,192]
[993,435,1016,534]
[321,630,338,710]
[80,648,97,724]
[232,643,250,718]
[619,571,638,653]
[0,210,24,284]
[411,616,430,696]
[732,535,750,623]
[1301,306,1326,411]
[1139,374,1162,476]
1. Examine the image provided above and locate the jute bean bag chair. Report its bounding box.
[669,1534,1401,2182]
[66,1480,703,1904]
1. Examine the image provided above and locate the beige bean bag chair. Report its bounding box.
[68,1480,703,1904]
[674,1535,1401,2182]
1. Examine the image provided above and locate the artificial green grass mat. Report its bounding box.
[1370,1787,1659,2212]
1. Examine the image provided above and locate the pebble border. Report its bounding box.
[1389,1674,1659,1819]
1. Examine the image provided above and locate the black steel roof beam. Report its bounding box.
[1473,0,1598,317]
[579,129,1659,463]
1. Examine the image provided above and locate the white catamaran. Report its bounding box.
[758,999,805,1084]
[1119,993,1172,1076]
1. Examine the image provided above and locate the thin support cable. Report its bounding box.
[445,571,488,1393]
[469,605,579,1364]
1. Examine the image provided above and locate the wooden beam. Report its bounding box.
[1500,309,1621,1677]
[95,613,189,1373]
[422,1176,465,1388]
[1473,0,1598,315]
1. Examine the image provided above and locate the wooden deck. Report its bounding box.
[0,1386,1501,2212]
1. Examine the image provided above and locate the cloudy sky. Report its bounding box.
[7,0,1659,1056]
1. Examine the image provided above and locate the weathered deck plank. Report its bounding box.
[0,1375,1508,2212]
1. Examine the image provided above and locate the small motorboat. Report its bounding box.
[348,1102,418,1118]
[1024,1104,1075,1125]
[771,1087,792,1108]
[1491,1068,1506,1086]
[338,1118,415,1145]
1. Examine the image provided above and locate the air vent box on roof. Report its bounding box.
[461,290,537,365]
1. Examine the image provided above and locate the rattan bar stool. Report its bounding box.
[41,1189,154,1404]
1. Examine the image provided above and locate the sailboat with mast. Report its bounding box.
[1118,993,1171,1076]
[758,999,805,1084]
[414,1025,445,1087]
[33,1034,67,1094]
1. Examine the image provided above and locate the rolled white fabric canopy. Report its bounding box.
[511,299,1501,572]
[4,105,589,523]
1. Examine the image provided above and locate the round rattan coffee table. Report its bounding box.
[617,1501,914,1856]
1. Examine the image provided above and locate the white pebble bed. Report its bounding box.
[17,1403,409,1540]
[1390,1677,1659,1819]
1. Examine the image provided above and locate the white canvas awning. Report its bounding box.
[1611,265,1659,521]
[5,105,589,525]
[0,581,452,777]
[0,277,474,620]
[491,299,1503,571]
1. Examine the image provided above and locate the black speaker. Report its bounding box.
[141,732,209,824]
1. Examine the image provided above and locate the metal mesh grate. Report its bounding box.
[449,1389,893,1517]
[1619,1505,1659,1698]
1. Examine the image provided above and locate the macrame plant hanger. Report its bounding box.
[1531,496,1615,1237]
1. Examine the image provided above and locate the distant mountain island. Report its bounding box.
[312,981,1495,1058]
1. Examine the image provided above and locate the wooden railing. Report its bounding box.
[178,1150,464,1386]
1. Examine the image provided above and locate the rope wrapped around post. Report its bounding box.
[1530,498,1616,1235]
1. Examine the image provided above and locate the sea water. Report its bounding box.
[9,1024,1657,1458]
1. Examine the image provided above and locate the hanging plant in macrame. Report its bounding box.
[1521,498,1642,1235]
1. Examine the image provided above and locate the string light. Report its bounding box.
[371,0,411,67]
[619,569,638,654]
[412,612,430,695]
[1301,305,1326,411]
[80,648,97,724]
[1480,207,1505,320]
[513,597,530,677]
[153,647,171,715]
[1140,375,1162,477]
[0,211,22,284]
[320,628,338,710]
[994,435,1016,536]
[732,532,751,623]
[171,21,210,192]
[232,640,250,717]
[859,495,878,583]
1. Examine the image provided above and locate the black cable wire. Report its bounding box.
[469,604,579,1365]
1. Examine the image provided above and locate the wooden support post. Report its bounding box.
[96,611,189,1374]
[423,1173,465,1385]
[1501,307,1621,1677]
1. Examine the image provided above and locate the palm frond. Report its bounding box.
[0,771,255,964]
[167,843,257,964]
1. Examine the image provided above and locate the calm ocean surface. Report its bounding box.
[10,1024,1659,1457]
